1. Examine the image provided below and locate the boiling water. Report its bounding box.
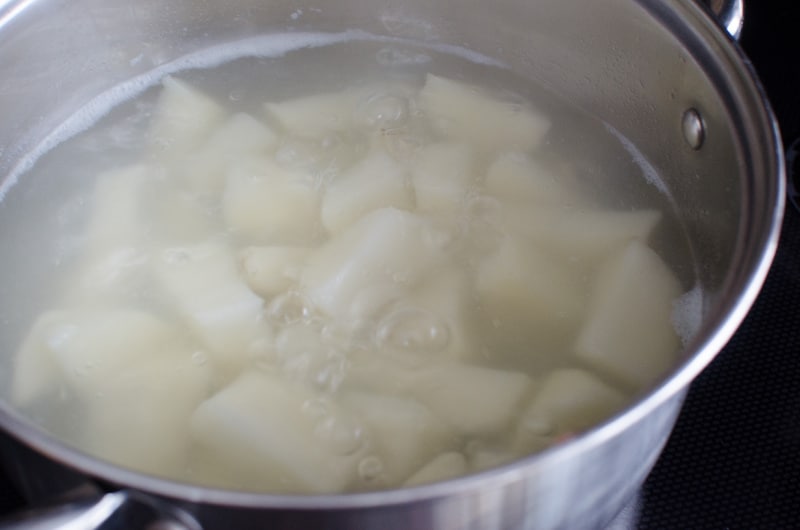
[0,35,696,494]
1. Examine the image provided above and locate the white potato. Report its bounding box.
[419,74,550,153]
[476,236,584,340]
[265,89,362,137]
[517,369,626,444]
[302,208,448,321]
[411,142,475,214]
[190,371,362,493]
[485,152,579,207]
[177,112,278,195]
[342,391,454,486]
[575,240,682,389]
[81,356,211,479]
[14,309,187,399]
[405,268,478,360]
[11,312,67,406]
[404,452,467,487]
[222,156,321,244]
[85,165,151,252]
[154,239,272,374]
[63,246,150,305]
[148,76,225,155]
[410,363,534,437]
[506,208,662,263]
[238,246,311,299]
[146,182,216,244]
[321,150,414,234]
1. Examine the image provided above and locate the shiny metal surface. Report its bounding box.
[707,0,745,39]
[0,0,784,528]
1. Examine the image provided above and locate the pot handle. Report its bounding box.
[703,0,744,40]
[0,489,201,530]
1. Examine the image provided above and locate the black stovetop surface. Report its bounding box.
[1,2,799,528]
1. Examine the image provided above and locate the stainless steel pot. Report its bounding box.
[0,0,784,528]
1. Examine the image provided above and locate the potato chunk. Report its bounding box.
[85,165,151,252]
[406,268,479,360]
[303,208,448,321]
[12,309,189,400]
[410,363,534,437]
[148,76,225,155]
[321,151,414,234]
[265,89,362,137]
[342,391,454,486]
[222,156,321,244]
[154,239,271,373]
[517,369,626,442]
[190,371,362,493]
[419,74,550,153]
[178,113,278,195]
[12,312,68,406]
[404,452,467,487]
[485,152,578,207]
[476,236,584,342]
[238,246,311,299]
[506,208,662,263]
[411,142,475,214]
[81,356,211,478]
[575,241,682,388]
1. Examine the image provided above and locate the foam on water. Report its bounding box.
[672,284,704,345]
[0,30,506,202]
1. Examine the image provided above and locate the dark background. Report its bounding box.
[640,1,800,527]
[1,2,799,528]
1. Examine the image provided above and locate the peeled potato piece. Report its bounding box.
[63,247,150,306]
[476,236,584,341]
[410,363,534,437]
[485,152,579,207]
[148,76,225,156]
[342,391,454,487]
[190,371,362,493]
[81,356,211,479]
[575,240,682,389]
[419,74,550,153]
[516,369,626,447]
[303,208,448,322]
[265,89,363,137]
[85,165,151,252]
[404,452,467,487]
[411,142,475,214]
[222,156,321,245]
[238,246,311,299]
[506,208,662,263]
[12,309,190,402]
[154,239,271,374]
[178,113,278,195]
[405,268,479,360]
[11,312,68,406]
[321,150,414,235]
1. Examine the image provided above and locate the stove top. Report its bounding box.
[1,2,798,528]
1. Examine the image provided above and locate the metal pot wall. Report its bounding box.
[0,0,783,528]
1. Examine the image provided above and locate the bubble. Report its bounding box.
[355,93,409,130]
[267,291,314,326]
[191,351,208,366]
[358,456,384,482]
[314,415,364,456]
[376,306,450,354]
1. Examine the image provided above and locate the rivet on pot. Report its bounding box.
[682,108,705,150]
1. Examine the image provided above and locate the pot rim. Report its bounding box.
[0,0,786,510]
